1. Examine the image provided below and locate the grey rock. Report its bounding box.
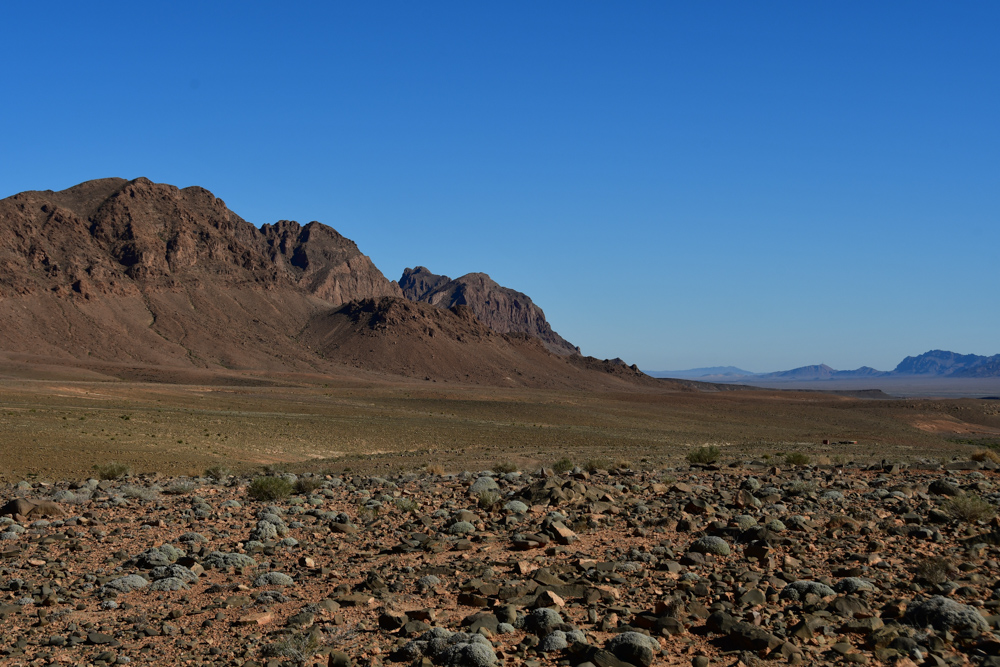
[149,577,189,592]
[689,536,731,556]
[253,572,294,587]
[904,595,989,634]
[606,631,659,667]
[469,477,500,494]
[835,578,876,594]
[780,580,836,600]
[101,575,149,594]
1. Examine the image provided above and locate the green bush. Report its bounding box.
[93,461,130,480]
[686,446,720,465]
[941,493,996,523]
[783,452,811,466]
[247,476,293,501]
[552,457,574,473]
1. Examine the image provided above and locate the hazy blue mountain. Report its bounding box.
[894,350,1000,377]
[649,350,1000,383]
[646,366,756,379]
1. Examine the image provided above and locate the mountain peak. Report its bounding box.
[399,267,579,355]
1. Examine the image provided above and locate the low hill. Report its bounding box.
[300,296,649,389]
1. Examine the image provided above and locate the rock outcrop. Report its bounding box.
[399,267,578,355]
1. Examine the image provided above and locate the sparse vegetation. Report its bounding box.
[552,457,574,473]
[247,476,293,501]
[357,503,380,523]
[293,477,322,495]
[584,457,612,472]
[260,630,321,664]
[476,489,501,509]
[204,465,231,481]
[941,493,996,523]
[394,497,419,513]
[425,463,446,476]
[93,461,130,480]
[163,481,196,495]
[784,452,811,466]
[971,448,1000,464]
[493,461,518,474]
[686,446,720,465]
[915,555,957,584]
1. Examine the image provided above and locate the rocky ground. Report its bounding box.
[0,457,999,667]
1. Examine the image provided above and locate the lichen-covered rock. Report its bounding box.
[780,580,836,600]
[606,631,659,667]
[526,607,565,636]
[149,564,198,583]
[149,577,189,592]
[254,572,294,587]
[904,596,989,634]
[689,536,731,556]
[469,476,500,494]
[448,521,475,535]
[835,577,876,594]
[101,575,149,594]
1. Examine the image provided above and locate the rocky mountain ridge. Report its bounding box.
[399,266,579,355]
[0,177,644,389]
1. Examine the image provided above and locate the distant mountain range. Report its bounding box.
[649,350,1000,381]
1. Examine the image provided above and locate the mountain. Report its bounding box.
[646,366,756,379]
[757,365,890,380]
[894,350,1000,378]
[0,177,648,389]
[399,266,579,355]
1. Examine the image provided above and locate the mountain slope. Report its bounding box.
[300,296,648,389]
[399,266,578,355]
[0,177,399,370]
[0,178,652,390]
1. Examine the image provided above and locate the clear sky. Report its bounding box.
[2,2,997,372]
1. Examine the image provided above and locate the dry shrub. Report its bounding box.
[94,461,130,480]
[552,457,574,473]
[687,446,719,465]
[915,555,957,584]
[784,452,811,466]
[971,449,1000,464]
[941,493,996,523]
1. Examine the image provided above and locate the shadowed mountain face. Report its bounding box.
[0,178,650,389]
[399,266,579,355]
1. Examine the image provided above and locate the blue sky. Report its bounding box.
[2,2,997,372]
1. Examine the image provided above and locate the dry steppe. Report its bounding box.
[1,366,999,483]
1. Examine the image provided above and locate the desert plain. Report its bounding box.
[1,360,1000,667]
